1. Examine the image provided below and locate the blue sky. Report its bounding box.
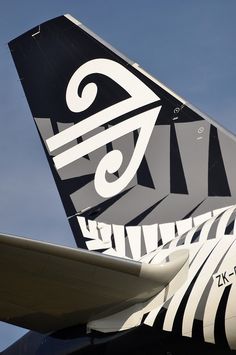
[0,0,236,351]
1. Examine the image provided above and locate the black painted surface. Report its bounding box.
[3,325,236,355]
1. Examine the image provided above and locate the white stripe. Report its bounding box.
[77,217,98,240]
[193,212,212,227]
[168,238,179,249]
[126,226,141,260]
[233,216,236,234]
[225,244,236,349]
[144,249,190,326]
[142,224,158,253]
[225,317,236,350]
[204,238,236,344]
[97,222,112,243]
[163,240,217,332]
[184,225,199,245]
[113,224,126,257]
[216,206,236,237]
[159,222,175,245]
[148,249,171,264]
[86,239,111,250]
[144,303,164,327]
[198,215,218,242]
[182,237,234,337]
[213,205,233,217]
[176,218,192,236]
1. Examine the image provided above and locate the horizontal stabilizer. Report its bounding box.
[0,233,188,332]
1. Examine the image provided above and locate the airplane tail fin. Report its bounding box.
[8,14,236,256]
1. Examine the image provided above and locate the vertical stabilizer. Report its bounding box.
[9,15,236,254]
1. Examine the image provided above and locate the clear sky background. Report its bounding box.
[0,0,236,351]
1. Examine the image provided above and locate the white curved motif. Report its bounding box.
[46,58,160,198]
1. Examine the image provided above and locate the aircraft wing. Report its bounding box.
[0,233,188,333]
